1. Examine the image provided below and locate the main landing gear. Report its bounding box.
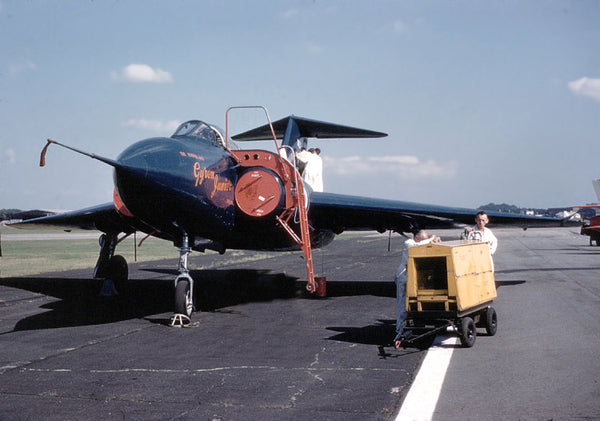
[95,231,194,327]
[171,233,194,327]
[94,233,128,296]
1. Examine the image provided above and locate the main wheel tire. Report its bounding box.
[483,307,498,336]
[175,278,194,317]
[459,317,477,348]
[107,255,128,292]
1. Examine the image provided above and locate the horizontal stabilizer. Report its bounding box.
[232,116,387,141]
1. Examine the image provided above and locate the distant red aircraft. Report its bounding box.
[573,179,600,246]
[11,106,571,322]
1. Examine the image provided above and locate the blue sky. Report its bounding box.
[1,0,599,211]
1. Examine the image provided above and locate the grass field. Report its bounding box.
[0,226,177,278]
[0,226,368,279]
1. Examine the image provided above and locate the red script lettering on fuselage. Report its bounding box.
[193,162,233,198]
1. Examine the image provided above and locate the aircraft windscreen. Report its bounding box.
[209,125,226,148]
[172,120,225,148]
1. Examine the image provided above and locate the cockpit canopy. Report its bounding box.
[172,120,226,148]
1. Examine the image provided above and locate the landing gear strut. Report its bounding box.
[172,233,194,326]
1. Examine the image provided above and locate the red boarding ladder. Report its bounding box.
[274,156,316,294]
[225,107,316,294]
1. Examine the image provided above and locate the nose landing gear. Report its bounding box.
[171,233,194,327]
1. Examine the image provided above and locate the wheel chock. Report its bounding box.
[169,313,191,328]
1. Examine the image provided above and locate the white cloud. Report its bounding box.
[112,64,174,83]
[393,20,408,33]
[3,148,16,164]
[123,119,181,133]
[282,9,299,19]
[304,42,324,54]
[368,156,419,165]
[8,60,36,77]
[323,155,457,179]
[568,77,600,102]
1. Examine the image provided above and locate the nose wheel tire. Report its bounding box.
[175,277,194,318]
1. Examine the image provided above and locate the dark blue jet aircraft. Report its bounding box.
[14,106,568,322]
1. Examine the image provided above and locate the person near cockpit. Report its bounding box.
[296,147,323,192]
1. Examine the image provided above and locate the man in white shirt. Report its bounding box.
[296,147,311,174]
[297,148,323,192]
[394,229,440,349]
[463,211,498,271]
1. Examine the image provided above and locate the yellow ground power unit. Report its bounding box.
[399,240,498,348]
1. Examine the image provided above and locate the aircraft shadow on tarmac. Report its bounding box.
[0,276,175,332]
[325,320,397,347]
[495,279,527,288]
[0,267,396,332]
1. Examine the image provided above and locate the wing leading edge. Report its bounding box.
[8,203,134,234]
[308,192,571,234]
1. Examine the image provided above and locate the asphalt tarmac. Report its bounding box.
[0,227,598,420]
[434,227,600,420]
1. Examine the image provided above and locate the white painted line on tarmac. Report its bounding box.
[395,334,458,421]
